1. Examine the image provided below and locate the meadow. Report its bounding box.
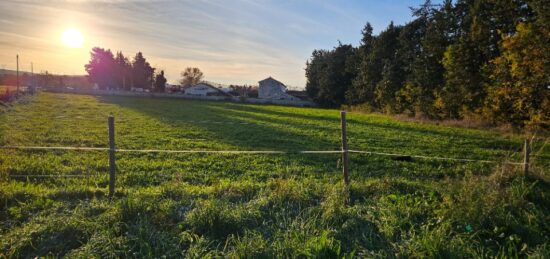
[0,92,548,258]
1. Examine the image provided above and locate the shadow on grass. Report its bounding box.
[96,95,341,152]
[91,96,501,182]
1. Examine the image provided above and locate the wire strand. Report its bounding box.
[348,149,523,165]
[0,145,525,165]
[9,174,89,178]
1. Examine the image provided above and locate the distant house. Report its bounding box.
[184,82,231,96]
[258,77,299,100]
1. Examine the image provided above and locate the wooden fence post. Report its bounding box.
[341,111,349,185]
[523,139,530,177]
[108,116,116,197]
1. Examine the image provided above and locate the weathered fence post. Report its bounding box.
[340,111,349,185]
[108,116,116,197]
[523,139,530,177]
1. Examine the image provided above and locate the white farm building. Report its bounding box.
[183,82,230,97]
[258,77,299,100]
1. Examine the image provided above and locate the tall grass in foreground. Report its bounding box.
[1,166,548,258]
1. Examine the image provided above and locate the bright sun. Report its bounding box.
[61,28,84,48]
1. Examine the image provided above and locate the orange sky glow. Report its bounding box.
[0,0,427,87]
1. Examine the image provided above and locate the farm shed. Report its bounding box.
[184,82,230,96]
[258,77,299,100]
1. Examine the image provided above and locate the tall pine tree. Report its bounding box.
[132,52,155,90]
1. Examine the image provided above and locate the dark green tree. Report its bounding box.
[304,0,547,128]
[305,43,357,107]
[395,18,428,114]
[84,47,116,90]
[346,23,376,106]
[440,37,484,118]
[371,22,404,112]
[132,52,155,90]
[154,70,167,93]
[114,51,132,90]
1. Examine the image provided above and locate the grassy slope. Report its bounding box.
[0,93,548,258]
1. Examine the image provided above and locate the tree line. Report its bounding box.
[84,48,166,92]
[306,0,549,128]
[0,71,92,89]
[85,48,209,93]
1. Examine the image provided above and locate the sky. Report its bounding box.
[0,0,433,88]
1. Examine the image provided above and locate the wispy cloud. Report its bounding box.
[0,0,429,86]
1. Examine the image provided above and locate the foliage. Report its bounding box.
[114,52,132,91]
[84,47,116,89]
[84,49,155,90]
[180,67,204,87]
[131,52,155,90]
[305,43,357,108]
[305,0,549,128]
[154,70,167,93]
[484,22,550,128]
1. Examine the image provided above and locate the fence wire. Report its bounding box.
[0,146,108,151]
[1,145,524,165]
[348,149,524,165]
[9,174,88,178]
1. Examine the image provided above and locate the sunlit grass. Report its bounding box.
[0,92,548,257]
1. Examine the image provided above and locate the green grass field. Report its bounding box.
[1,92,549,258]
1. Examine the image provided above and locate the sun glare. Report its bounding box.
[61,28,84,48]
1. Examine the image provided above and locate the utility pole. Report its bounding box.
[16,55,19,94]
[31,62,34,93]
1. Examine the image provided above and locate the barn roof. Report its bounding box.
[259,77,286,88]
[189,82,232,96]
